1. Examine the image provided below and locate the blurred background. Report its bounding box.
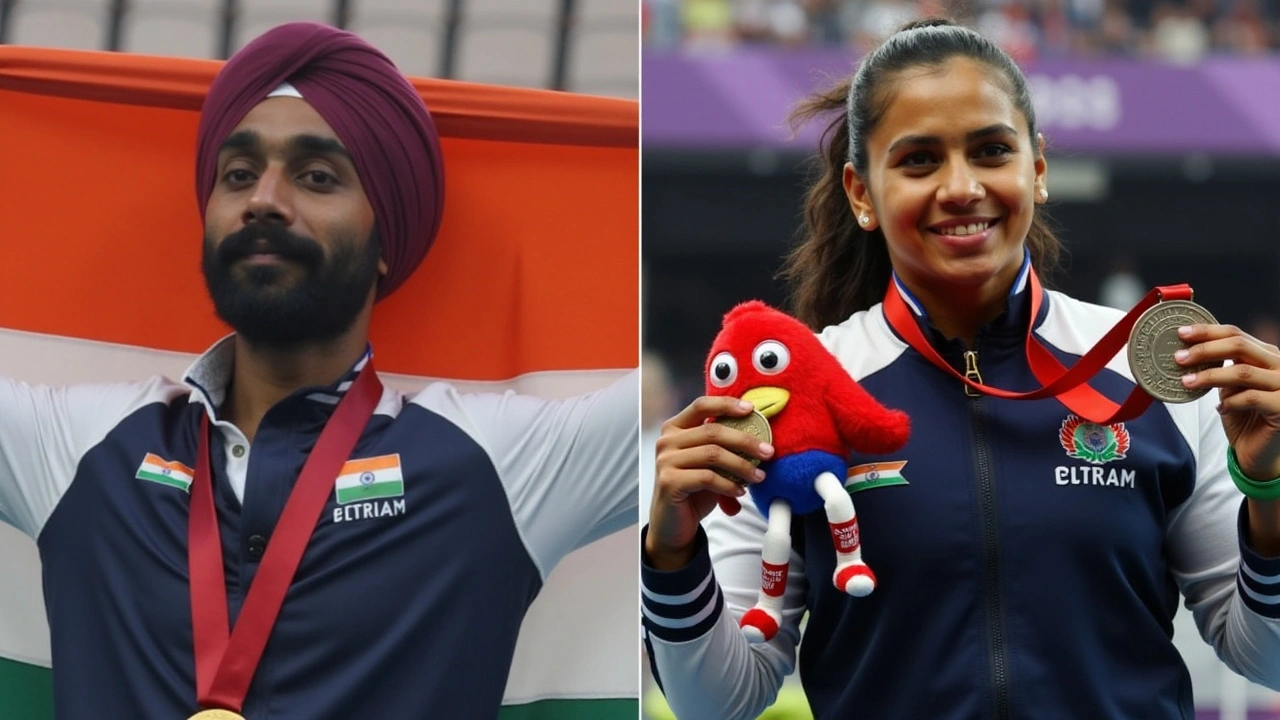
[0,0,637,97]
[642,0,1280,718]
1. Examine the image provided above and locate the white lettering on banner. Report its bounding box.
[761,565,786,594]
[1028,74,1122,131]
[332,498,408,523]
[833,524,860,552]
[1054,466,1136,488]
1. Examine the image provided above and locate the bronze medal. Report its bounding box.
[712,410,773,487]
[188,710,246,720]
[1127,299,1222,403]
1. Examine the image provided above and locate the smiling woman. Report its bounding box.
[642,17,1280,720]
[840,56,1045,346]
[779,20,1059,341]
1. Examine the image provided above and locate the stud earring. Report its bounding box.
[1038,188,1048,200]
[859,215,870,226]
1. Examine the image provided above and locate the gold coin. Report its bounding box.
[188,710,247,720]
[711,410,773,487]
[1127,299,1222,404]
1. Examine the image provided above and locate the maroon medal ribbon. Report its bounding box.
[188,362,383,713]
[881,270,1192,424]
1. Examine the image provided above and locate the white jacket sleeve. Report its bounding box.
[641,498,807,720]
[1168,393,1280,687]
[0,376,183,539]
[411,370,639,580]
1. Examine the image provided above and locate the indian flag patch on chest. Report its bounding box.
[135,453,195,492]
[335,454,404,505]
[845,460,909,494]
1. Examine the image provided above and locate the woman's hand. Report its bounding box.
[1177,323,1280,480]
[645,396,774,570]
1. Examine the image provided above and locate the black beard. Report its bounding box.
[202,224,381,351]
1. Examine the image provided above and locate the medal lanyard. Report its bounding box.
[188,362,383,713]
[881,269,1192,424]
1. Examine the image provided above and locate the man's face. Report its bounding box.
[202,97,383,349]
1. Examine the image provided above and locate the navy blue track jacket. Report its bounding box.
[643,262,1280,719]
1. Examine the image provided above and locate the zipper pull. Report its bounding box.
[963,350,982,398]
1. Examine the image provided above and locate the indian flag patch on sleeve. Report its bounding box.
[335,454,404,505]
[845,460,909,494]
[135,453,195,492]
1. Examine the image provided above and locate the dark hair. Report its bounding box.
[780,18,1062,330]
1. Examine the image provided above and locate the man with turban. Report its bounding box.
[0,21,637,719]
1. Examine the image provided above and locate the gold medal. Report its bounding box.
[1127,299,1223,403]
[712,410,773,487]
[188,710,246,720]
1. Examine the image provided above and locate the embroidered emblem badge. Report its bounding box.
[1059,415,1130,465]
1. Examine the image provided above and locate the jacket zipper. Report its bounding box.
[964,349,1010,719]
[963,349,983,397]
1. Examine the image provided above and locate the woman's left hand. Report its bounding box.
[1178,323,1280,480]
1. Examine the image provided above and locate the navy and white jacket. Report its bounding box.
[0,336,638,719]
[642,263,1280,720]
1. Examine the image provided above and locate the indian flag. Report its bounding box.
[845,460,909,493]
[335,455,404,505]
[0,46,637,720]
[135,454,195,492]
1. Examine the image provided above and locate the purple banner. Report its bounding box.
[642,49,1280,155]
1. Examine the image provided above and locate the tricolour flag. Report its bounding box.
[134,453,196,492]
[0,45,637,720]
[335,455,404,505]
[845,460,909,493]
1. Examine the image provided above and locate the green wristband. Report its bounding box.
[1227,448,1280,501]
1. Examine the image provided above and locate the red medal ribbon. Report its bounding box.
[188,362,383,713]
[881,269,1192,424]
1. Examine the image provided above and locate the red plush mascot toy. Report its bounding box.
[706,300,910,643]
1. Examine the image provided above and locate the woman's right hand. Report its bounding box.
[645,396,775,570]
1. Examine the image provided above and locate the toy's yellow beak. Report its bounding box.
[741,387,789,419]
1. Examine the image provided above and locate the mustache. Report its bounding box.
[216,225,324,267]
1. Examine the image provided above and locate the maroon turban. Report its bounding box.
[195,21,444,299]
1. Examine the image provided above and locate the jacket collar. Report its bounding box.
[182,334,372,419]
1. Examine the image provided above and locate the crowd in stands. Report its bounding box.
[642,0,1280,62]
